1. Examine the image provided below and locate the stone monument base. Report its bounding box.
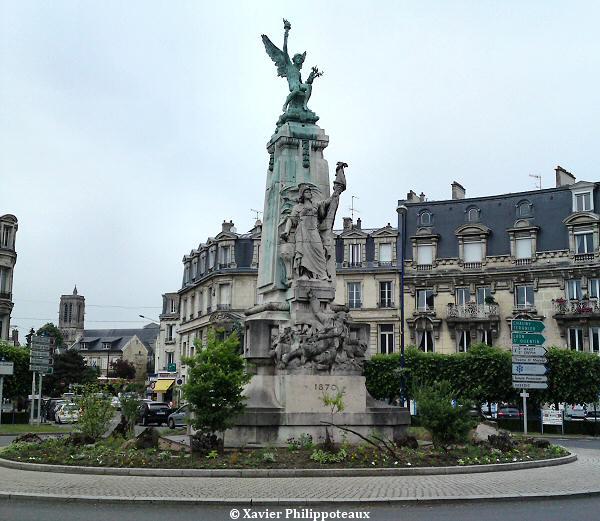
[225,374,410,447]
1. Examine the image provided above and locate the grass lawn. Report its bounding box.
[0,424,74,435]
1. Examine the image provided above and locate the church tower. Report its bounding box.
[58,286,85,346]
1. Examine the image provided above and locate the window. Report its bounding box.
[166,351,175,366]
[419,211,432,226]
[517,201,532,218]
[574,192,592,212]
[1,227,11,248]
[467,207,479,222]
[568,327,584,351]
[200,255,206,274]
[184,266,190,283]
[379,281,393,308]
[67,303,72,322]
[379,243,392,265]
[575,232,594,254]
[170,299,177,313]
[102,342,111,350]
[515,238,532,259]
[591,327,600,353]
[481,330,493,346]
[476,287,492,305]
[463,241,483,263]
[379,324,394,354]
[192,260,198,279]
[166,324,174,342]
[182,299,187,319]
[80,342,88,350]
[416,289,434,311]
[566,279,582,300]
[515,285,534,308]
[418,330,434,352]
[416,244,434,265]
[207,289,212,311]
[348,282,362,308]
[209,248,216,268]
[349,244,362,266]
[590,279,600,299]
[220,245,231,266]
[219,283,231,308]
[456,287,471,305]
[458,331,471,352]
[0,268,10,293]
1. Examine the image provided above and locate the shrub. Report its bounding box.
[414,381,476,450]
[76,387,114,441]
[120,395,141,438]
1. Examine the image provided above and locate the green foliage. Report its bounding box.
[0,340,32,399]
[43,349,98,397]
[182,330,251,436]
[75,386,114,441]
[206,450,219,459]
[543,348,600,405]
[261,450,276,463]
[36,323,65,347]
[310,447,348,464]
[414,381,476,449]
[119,395,141,437]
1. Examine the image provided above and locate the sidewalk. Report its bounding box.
[0,444,598,504]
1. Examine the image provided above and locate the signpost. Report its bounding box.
[541,409,564,435]
[511,319,549,434]
[0,361,14,426]
[29,335,54,425]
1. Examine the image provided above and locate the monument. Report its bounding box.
[228,20,409,446]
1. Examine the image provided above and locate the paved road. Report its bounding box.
[0,495,599,521]
[0,439,596,503]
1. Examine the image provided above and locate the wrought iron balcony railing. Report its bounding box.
[553,299,600,314]
[447,303,499,319]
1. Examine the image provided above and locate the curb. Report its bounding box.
[0,488,599,506]
[0,452,577,478]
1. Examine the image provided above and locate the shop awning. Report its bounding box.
[153,379,175,392]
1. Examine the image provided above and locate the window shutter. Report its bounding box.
[463,242,483,262]
[515,238,532,259]
[417,244,434,265]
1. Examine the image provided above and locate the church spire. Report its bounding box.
[73,285,78,295]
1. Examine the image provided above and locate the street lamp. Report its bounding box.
[139,315,160,324]
[396,204,408,408]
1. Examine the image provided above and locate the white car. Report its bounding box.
[111,396,121,410]
[55,403,79,424]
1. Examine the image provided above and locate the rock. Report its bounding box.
[67,432,96,446]
[190,433,223,454]
[109,416,130,438]
[135,427,159,449]
[471,421,500,443]
[158,436,190,453]
[394,434,419,450]
[533,438,551,449]
[488,432,515,452]
[14,433,43,444]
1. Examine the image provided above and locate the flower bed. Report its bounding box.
[0,436,568,470]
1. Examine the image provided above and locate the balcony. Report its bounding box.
[348,301,363,309]
[216,304,231,311]
[343,261,363,268]
[574,253,595,263]
[416,264,432,271]
[553,299,600,315]
[514,258,532,266]
[447,303,499,320]
[463,262,482,270]
[377,301,395,309]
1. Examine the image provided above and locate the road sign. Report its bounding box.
[512,332,546,345]
[512,345,548,356]
[512,374,548,383]
[29,366,53,374]
[542,409,563,426]
[512,363,548,375]
[512,319,545,333]
[0,362,14,376]
[512,355,547,364]
[513,382,548,389]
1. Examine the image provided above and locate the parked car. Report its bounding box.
[138,401,171,426]
[167,404,190,429]
[496,407,523,419]
[55,403,79,424]
[44,399,65,422]
[565,404,587,421]
[111,396,121,410]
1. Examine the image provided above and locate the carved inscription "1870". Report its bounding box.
[314,383,345,392]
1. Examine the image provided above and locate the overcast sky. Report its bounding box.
[1,1,599,334]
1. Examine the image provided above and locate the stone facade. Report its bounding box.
[0,214,17,342]
[58,286,85,345]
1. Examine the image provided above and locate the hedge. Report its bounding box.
[364,344,600,407]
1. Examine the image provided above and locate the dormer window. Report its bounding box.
[419,211,432,226]
[379,243,392,265]
[80,342,88,350]
[102,342,112,350]
[516,200,532,218]
[349,244,362,266]
[1,226,12,249]
[574,191,592,212]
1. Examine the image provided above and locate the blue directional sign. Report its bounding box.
[512,363,547,375]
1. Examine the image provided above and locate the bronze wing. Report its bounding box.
[261,34,289,78]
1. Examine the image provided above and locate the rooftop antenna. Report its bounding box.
[348,195,360,221]
[251,209,263,221]
[529,174,542,190]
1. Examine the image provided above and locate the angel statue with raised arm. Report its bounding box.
[262,19,323,119]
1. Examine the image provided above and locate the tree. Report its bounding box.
[43,350,98,397]
[76,386,114,441]
[0,340,31,400]
[110,358,136,380]
[36,323,64,348]
[183,330,251,443]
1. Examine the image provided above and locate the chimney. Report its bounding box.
[419,192,426,202]
[555,165,576,187]
[343,217,353,231]
[406,190,420,203]
[355,218,362,230]
[11,329,19,346]
[452,181,466,200]
[222,220,234,233]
